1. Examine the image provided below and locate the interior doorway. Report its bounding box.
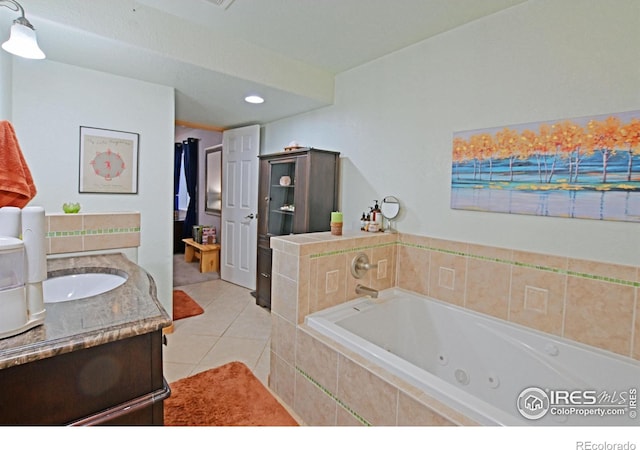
[173,124,223,286]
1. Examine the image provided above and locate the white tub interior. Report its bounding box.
[305,288,640,426]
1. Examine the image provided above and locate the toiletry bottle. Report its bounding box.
[372,200,382,227]
[360,213,366,231]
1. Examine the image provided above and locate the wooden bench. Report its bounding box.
[182,238,220,273]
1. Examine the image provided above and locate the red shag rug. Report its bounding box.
[172,290,204,321]
[164,361,298,426]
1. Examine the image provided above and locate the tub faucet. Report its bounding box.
[355,284,378,299]
[351,253,378,279]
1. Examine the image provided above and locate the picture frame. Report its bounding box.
[79,126,139,194]
[204,146,222,214]
[450,110,640,223]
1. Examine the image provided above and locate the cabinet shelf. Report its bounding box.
[271,209,295,215]
[271,184,295,188]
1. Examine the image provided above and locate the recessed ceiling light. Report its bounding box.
[245,95,264,104]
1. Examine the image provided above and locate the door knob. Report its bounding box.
[244,213,255,219]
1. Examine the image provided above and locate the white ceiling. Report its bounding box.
[13,0,526,129]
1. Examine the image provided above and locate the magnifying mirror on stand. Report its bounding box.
[380,196,400,233]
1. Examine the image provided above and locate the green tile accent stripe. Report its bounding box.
[295,366,371,426]
[309,241,397,259]
[302,235,637,287]
[46,227,140,238]
[399,241,640,288]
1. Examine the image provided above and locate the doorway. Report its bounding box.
[173,124,223,287]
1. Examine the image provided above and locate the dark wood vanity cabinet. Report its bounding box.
[256,148,340,309]
[0,331,168,425]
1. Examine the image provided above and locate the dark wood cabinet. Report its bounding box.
[0,331,168,425]
[256,148,340,309]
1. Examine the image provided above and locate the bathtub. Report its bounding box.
[305,288,640,426]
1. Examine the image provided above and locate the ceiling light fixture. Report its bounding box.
[244,95,264,104]
[1,0,45,59]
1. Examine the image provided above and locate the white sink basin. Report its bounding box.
[43,272,128,303]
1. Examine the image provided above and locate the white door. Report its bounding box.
[221,124,260,289]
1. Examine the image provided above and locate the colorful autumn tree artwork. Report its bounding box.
[450,111,640,222]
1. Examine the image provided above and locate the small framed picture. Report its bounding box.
[79,126,139,194]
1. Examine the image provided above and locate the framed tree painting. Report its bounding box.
[450,110,640,223]
[79,126,139,194]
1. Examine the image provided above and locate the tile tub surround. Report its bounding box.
[269,231,640,426]
[0,253,171,370]
[46,212,141,254]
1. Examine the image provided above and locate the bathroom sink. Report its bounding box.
[43,272,128,303]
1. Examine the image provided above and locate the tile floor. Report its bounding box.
[163,279,271,386]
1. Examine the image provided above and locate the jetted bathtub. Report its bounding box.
[305,288,640,426]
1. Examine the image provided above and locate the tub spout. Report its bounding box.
[355,284,378,299]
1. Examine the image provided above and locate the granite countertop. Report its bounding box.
[0,253,172,370]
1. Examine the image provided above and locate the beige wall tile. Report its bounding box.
[275,313,296,365]
[315,253,347,311]
[512,249,568,271]
[428,250,466,306]
[296,257,311,323]
[48,236,83,254]
[336,406,365,426]
[83,212,139,230]
[399,233,431,247]
[465,258,511,319]
[46,213,140,255]
[294,372,337,426]
[271,273,297,323]
[633,289,640,361]
[308,257,319,314]
[509,266,566,336]
[431,237,468,254]
[568,257,636,283]
[397,245,429,296]
[84,232,140,251]
[273,354,295,408]
[468,243,512,261]
[48,214,83,232]
[337,355,397,426]
[296,328,339,394]
[270,314,279,355]
[371,244,396,291]
[273,250,299,281]
[564,277,635,356]
[397,392,455,426]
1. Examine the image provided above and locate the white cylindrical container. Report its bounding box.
[21,206,46,283]
[0,237,28,339]
[0,286,28,339]
[26,282,45,320]
[0,207,22,238]
[22,207,46,321]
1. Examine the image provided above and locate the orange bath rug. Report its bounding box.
[163,361,299,426]
[172,290,204,321]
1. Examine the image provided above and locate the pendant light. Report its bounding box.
[1,0,45,59]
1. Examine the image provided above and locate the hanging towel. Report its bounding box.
[0,121,37,208]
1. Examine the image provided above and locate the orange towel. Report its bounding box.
[0,120,36,208]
